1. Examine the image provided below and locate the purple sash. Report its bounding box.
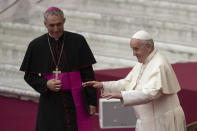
[43,71,93,131]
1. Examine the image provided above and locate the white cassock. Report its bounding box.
[102,48,186,131]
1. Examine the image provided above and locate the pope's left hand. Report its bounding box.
[101,92,122,100]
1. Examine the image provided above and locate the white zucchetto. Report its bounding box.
[132,30,153,40]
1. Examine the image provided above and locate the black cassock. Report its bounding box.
[20,31,97,131]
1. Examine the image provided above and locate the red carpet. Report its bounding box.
[0,96,37,131]
[0,96,133,131]
[0,62,196,131]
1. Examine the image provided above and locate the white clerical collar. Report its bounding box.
[48,33,53,38]
[143,48,157,64]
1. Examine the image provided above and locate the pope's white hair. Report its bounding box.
[141,39,154,45]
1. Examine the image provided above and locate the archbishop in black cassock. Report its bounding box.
[20,30,97,131]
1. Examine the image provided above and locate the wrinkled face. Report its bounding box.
[44,14,65,40]
[130,38,152,63]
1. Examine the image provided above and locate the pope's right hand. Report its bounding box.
[47,79,62,92]
[82,81,103,89]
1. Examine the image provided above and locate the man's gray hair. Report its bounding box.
[43,9,64,22]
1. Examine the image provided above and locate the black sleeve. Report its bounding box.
[80,66,97,106]
[24,72,48,94]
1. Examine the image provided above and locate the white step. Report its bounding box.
[0,63,39,101]
[27,6,197,48]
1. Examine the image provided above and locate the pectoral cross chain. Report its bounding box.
[47,33,64,80]
[53,67,61,79]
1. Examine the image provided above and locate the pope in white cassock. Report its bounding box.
[83,30,187,131]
